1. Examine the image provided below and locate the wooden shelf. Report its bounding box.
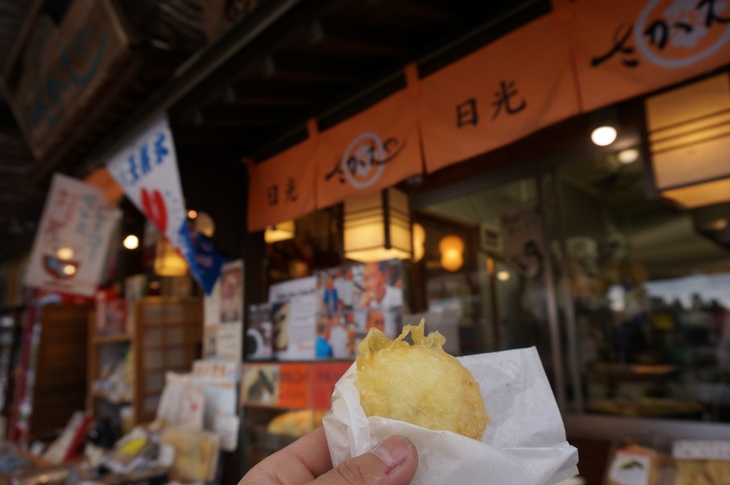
[94,334,132,344]
[92,391,131,405]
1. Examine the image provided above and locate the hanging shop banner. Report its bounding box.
[315,89,423,209]
[419,14,581,174]
[247,138,317,232]
[106,116,208,293]
[25,174,120,297]
[84,168,124,207]
[559,0,730,112]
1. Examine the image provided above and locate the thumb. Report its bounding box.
[313,436,418,485]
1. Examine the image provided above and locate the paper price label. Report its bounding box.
[673,440,730,460]
[609,453,651,485]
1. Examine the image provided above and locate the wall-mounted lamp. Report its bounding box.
[264,220,296,244]
[154,240,187,276]
[617,148,639,164]
[439,235,464,272]
[344,188,412,263]
[412,222,426,263]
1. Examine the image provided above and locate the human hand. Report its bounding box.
[240,426,418,485]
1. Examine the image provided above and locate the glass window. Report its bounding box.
[553,152,730,422]
[415,176,558,389]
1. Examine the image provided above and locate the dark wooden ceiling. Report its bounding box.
[0,0,550,262]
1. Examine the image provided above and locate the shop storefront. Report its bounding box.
[241,1,730,481]
[1,0,730,483]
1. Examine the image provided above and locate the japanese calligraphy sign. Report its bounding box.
[315,89,423,209]
[107,116,209,292]
[25,174,120,297]
[4,0,128,159]
[247,139,317,232]
[559,0,730,112]
[419,14,580,173]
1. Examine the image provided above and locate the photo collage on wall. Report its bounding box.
[315,260,404,359]
[248,259,405,361]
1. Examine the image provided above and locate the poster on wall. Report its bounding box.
[191,360,240,451]
[216,260,243,362]
[25,174,120,297]
[245,303,273,360]
[501,201,544,274]
[203,279,221,359]
[268,277,318,361]
[315,260,404,360]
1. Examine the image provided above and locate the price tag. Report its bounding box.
[609,451,651,485]
[673,440,730,460]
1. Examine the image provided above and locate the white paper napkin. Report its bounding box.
[323,347,579,485]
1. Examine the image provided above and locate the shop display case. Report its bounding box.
[10,302,92,443]
[240,361,350,470]
[88,297,203,432]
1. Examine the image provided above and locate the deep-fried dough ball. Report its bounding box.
[356,321,488,440]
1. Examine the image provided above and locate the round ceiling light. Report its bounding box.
[123,234,140,250]
[618,148,640,164]
[591,126,617,146]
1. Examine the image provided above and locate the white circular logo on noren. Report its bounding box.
[341,132,386,189]
[635,0,730,68]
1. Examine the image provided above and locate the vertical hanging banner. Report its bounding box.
[419,14,581,173]
[560,0,730,112]
[247,134,317,232]
[25,174,119,297]
[315,88,423,209]
[107,116,209,292]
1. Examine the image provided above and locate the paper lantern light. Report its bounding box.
[344,188,412,263]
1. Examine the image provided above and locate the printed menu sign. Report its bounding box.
[25,174,119,297]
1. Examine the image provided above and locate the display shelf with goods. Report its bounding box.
[0,308,23,431]
[9,300,92,443]
[87,296,204,435]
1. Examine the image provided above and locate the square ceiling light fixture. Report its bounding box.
[645,72,730,209]
[344,187,412,263]
[264,220,296,244]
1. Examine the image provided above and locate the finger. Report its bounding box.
[240,427,333,485]
[313,435,418,485]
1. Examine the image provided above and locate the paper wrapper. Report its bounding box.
[323,347,579,485]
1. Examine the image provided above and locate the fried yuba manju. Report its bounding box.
[356,320,488,440]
